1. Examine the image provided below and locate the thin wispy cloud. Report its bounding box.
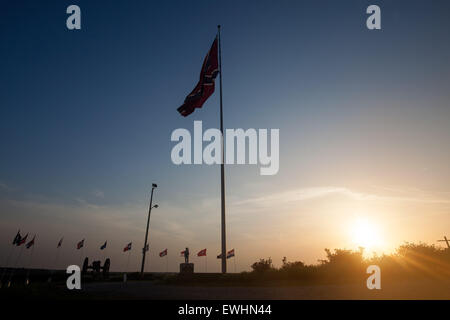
[232,186,450,208]
[0,181,14,191]
[92,189,105,199]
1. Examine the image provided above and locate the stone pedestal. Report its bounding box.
[180,263,194,274]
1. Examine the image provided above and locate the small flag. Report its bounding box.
[142,244,149,253]
[77,239,84,249]
[159,249,168,257]
[100,241,107,250]
[123,242,132,252]
[226,249,235,259]
[26,235,36,249]
[12,230,21,245]
[17,233,28,246]
[180,250,186,257]
[197,248,207,257]
[217,249,235,259]
[57,237,63,248]
[177,37,219,117]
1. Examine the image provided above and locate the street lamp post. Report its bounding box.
[140,183,158,276]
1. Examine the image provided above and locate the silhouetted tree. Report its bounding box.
[251,258,274,273]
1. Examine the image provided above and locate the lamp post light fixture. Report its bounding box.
[140,183,158,276]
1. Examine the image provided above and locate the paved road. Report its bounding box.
[81,279,450,300]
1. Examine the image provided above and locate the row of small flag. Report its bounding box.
[74,238,134,252]
[12,231,235,259]
[12,230,35,249]
[12,231,134,253]
[179,248,236,259]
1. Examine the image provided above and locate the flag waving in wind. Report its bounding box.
[123,242,132,252]
[197,248,207,257]
[226,249,235,259]
[77,239,84,249]
[159,249,168,257]
[100,241,107,250]
[12,230,21,245]
[26,235,36,249]
[177,37,219,117]
[217,249,235,259]
[17,233,28,246]
[57,237,63,248]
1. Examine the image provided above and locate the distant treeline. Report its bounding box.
[164,242,449,286]
[244,242,450,284]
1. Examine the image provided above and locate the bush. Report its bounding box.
[251,258,274,273]
[248,242,450,284]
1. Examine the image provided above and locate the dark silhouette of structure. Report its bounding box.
[437,236,450,248]
[140,183,158,276]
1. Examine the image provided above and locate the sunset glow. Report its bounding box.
[350,218,382,253]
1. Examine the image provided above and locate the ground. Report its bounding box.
[1,269,449,299]
[2,279,448,300]
[78,279,450,299]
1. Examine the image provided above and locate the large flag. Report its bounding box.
[159,249,168,257]
[77,239,84,249]
[197,248,207,257]
[57,237,63,248]
[123,242,132,252]
[100,241,107,250]
[177,37,219,117]
[17,233,28,246]
[26,235,35,249]
[12,230,21,245]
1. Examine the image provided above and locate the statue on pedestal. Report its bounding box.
[184,247,189,264]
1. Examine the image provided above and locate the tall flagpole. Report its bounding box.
[217,25,227,274]
[141,184,157,276]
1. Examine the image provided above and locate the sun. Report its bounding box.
[350,218,382,252]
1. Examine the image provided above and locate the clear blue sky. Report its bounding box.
[1,1,450,272]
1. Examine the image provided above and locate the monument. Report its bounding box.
[180,247,194,273]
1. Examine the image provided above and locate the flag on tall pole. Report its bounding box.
[160,249,169,272]
[123,242,132,252]
[25,235,35,249]
[25,235,36,284]
[177,37,219,117]
[12,230,21,245]
[124,242,132,280]
[177,26,227,273]
[159,249,168,257]
[77,239,84,249]
[17,233,28,246]
[197,248,207,272]
[217,248,235,259]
